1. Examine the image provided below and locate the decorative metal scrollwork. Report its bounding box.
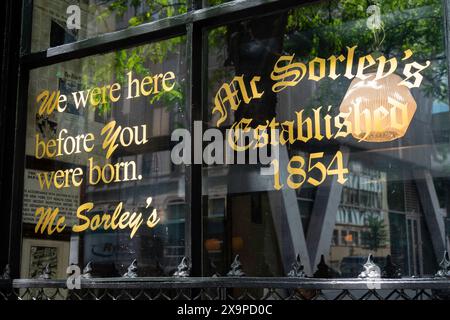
[227,255,245,277]
[82,261,92,279]
[288,254,306,277]
[313,255,332,278]
[435,251,450,278]
[38,263,52,280]
[122,259,138,278]
[358,254,381,279]
[173,257,190,277]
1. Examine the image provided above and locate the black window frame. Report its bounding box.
[1,0,450,280]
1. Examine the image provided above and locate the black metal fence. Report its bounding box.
[1,253,449,300]
[1,277,450,300]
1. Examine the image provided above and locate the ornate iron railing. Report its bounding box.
[1,252,449,300]
[0,277,450,300]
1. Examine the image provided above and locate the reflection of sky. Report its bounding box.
[432,101,449,114]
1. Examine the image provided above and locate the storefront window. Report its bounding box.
[8,0,450,284]
[21,36,188,278]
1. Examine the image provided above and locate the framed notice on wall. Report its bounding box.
[22,168,80,227]
[20,238,70,279]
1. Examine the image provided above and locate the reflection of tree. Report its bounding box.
[226,16,287,124]
[205,0,448,123]
[361,214,388,251]
[79,1,187,116]
[98,0,447,109]
[283,0,448,108]
[97,0,187,26]
[77,36,185,117]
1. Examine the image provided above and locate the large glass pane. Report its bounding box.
[203,0,449,277]
[21,36,187,281]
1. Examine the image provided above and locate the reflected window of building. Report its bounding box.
[30,0,188,52]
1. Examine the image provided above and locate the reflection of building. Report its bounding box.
[31,0,138,51]
[331,164,391,275]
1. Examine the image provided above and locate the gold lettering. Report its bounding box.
[72,201,158,239]
[308,57,326,81]
[35,207,66,235]
[271,55,307,92]
[356,53,376,80]
[328,55,345,80]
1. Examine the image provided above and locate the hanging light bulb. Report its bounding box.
[339,72,417,142]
